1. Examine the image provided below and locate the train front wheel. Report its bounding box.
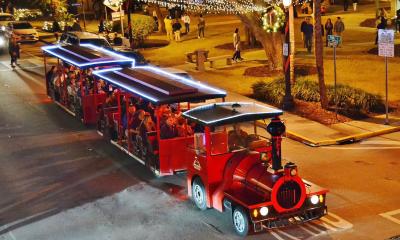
[192,177,207,211]
[232,206,249,236]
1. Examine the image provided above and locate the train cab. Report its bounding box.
[182,102,328,236]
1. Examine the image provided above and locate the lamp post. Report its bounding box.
[282,0,294,110]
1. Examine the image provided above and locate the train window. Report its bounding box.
[194,133,206,155]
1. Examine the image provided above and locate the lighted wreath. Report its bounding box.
[104,0,125,8]
[261,5,286,33]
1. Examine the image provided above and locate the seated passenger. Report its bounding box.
[228,124,248,150]
[160,117,178,139]
[143,113,156,132]
[177,118,193,137]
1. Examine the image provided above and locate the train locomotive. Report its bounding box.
[183,102,328,236]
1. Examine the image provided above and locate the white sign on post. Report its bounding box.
[111,10,124,21]
[378,29,395,57]
[283,43,289,57]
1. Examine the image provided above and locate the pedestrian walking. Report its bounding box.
[8,36,20,68]
[352,0,358,11]
[375,18,386,45]
[303,18,313,53]
[71,19,82,31]
[181,13,190,34]
[98,18,105,33]
[396,9,400,32]
[343,0,349,11]
[232,28,242,61]
[334,17,345,46]
[164,16,173,41]
[300,17,308,48]
[172,19,182,42]
[325,18,333,47]
[198,14,205,38]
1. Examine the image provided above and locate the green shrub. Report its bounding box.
[131,14,156,44]
[251,79,385,117]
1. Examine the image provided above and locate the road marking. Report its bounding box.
[298,225,318,236]
[323,146,400,150]
[361,140,400,145]
[380,209,400,225]
[268,212,352,240]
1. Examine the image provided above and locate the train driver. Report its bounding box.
[228,123,248,151]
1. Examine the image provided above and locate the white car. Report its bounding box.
[8,21,39,42]
[0,13,15,32]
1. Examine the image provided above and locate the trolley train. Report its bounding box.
[42,44,328,236]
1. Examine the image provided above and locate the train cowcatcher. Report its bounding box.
[182,102,328,236]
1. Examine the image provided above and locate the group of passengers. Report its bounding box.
[46,64,99,114]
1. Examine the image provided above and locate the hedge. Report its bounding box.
[252,79,385,117]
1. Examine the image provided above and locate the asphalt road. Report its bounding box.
[0,42,399,240]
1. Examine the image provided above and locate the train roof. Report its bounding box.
[92,66,226,105]
[42,44,135,69]
[182,102,283,126]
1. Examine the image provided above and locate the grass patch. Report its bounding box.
[252,79,385,118]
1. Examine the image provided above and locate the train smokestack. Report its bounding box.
[266,117,286,171]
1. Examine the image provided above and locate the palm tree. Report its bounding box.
[314,0,328,109]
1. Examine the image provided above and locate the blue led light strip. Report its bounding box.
[135,66,226,95]
[41,44,136,68]
[94,72,159,102]
[182,102,283,125]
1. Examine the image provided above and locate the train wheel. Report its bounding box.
[192,178,207,210]
[232,206,249,236]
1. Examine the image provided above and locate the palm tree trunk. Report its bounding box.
[314,0,328,109]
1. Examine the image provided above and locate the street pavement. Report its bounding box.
[0,42,399,240]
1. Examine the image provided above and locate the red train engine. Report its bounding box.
[182,102,328,236]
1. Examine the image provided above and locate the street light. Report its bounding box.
[282,0,295,110]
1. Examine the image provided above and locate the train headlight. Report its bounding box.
[260,207,269,216]
[310,195,319,205]
[290,168,297,176]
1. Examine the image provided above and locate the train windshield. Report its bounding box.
[193,121,270,156]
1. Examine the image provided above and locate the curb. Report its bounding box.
[257,121,400,147]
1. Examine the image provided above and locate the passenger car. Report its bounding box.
[0,13,15,32]
[58,31,147,65]
[8,21,39,42]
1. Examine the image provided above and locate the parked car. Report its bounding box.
[8,21,39,42]
[0,13,15,32]
[58,31,148,65]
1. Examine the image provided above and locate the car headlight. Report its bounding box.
[1,26,5,31]
[260,207,269,216]
[310,195,319,205]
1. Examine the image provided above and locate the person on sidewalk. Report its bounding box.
[334,17,345,46]
[303,18,313,53]
[325,18,333,47]
[343,0,349,11]
[172,19,182,42]
[181,13,190,34]
[300,17,308,48]
[71,19,82,31]
[396,9,400,32]
[164,16,173,41]
[8,35,20,68]
[352,0,358,11]
[375,18,387,45]
[198,14,205,38]
[232,28,242,61]
[98,17,105,33]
